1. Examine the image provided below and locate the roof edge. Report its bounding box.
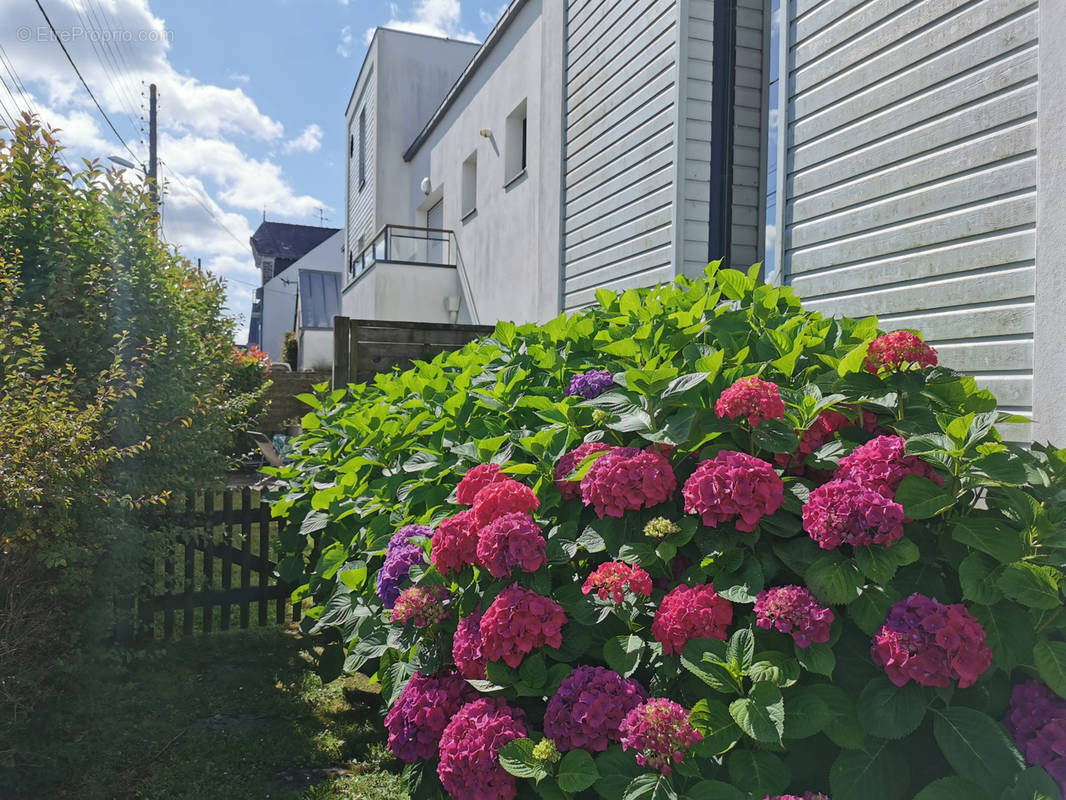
[403,0,529,162]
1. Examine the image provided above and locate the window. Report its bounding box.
[505,100,527,182]
[358,108,367,190]
[349,133,354,158]
[462,152,477,218]
[763,0,785,282]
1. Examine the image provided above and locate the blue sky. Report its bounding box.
[0,0,505,339]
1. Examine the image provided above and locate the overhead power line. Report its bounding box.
[33,0,141,165]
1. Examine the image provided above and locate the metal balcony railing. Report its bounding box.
[347,225,456,283]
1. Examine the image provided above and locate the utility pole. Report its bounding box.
[148,83,158,217]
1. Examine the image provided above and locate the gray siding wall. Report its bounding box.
[680,0,714,275]
[781,0,1038,429]
[562,0,680,308]
[347,66,377,267]
[730,0,764,266]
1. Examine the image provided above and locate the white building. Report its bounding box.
[340,0,1064,444]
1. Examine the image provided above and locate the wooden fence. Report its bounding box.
[331,317,495,389]
[125,488,300,642]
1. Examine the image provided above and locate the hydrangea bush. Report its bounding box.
[268,265,1066,800]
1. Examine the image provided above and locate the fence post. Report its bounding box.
[332,315,351,389]
[349,320,360,384]
[221,490,233,630]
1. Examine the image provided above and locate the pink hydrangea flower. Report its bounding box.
[776,408,879,473]
[682,451,784,532]
[384,670,476,762]
[864,330,938,373]
[580,446,677,518]
[871,593,992,688]
[835,434,942,499]
[582,561,653,604]
[715,376,786,426]
[754,585,835,648]
[437,697,527,800]
[456,463,508,505]
[430,510,479,576]
[475,511,546,579]
[480,584,567,668]
[802,479,905,550]
[452,608,486,680]
[471,479,540,527]
[1005,680,1066,792]
[391,584,449,628]
[543,666,648,752]
[652,584,733,655]
[619,698,703,776]
[554,441,612,499]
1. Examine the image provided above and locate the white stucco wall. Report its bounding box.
[259,231,344,365]
[405,0,563,325]
[341,263,467,323]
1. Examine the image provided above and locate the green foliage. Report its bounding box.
[268,264,1066,799]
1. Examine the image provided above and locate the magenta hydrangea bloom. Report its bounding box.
[377,524,430,609]
[475,511,546,579]
[391,584,449,628]
[471,479,540,528]
[652,584,733,656]
[480,584,567,668]
[871,593,992,689]
[714,376,786,426]
[754,585,834,648]
[776,408,879,472]
[452,608,486,680]
[582,561,653,604]
[384,670,476,762]
[566,369,615,399]
[580,446,677,518]
[543,666,648,752]
[835,434,942,499]
[802,479,905,550]
[1005,680,1066,792]
[554,441,612,499]
[682,451,783,532]
[619,698,703,776]
[456,463,508,505]
[864,330,938,374]
[430,510,479,576]
[437,697,527,800]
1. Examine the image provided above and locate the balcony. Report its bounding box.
[347,225,455,283]
[342,225,477,324]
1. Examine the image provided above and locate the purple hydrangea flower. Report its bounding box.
[377,524,430,609]
[566,369,615,399]
[543,666,647,751]
[1005,680,1066,792]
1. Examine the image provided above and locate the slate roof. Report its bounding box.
[250,222,341,262]
[297,270,341,330]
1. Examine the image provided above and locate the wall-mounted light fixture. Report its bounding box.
[479,129,492,138]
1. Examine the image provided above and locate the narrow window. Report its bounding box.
[358,108,367,190]
[349,133,354,158]
[462,152,477,218]
[763,0,785,282]
[505,100,527,183]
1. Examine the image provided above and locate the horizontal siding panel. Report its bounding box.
[973,376,1031,408]
[567,71,676,166]
[789,157,1036,249]
[792,0,864,42]
[791,10,1038,143]
[789,229,1035,297]
[787,194,1036,273]
[792,118,1037,221]
[568,161,675,229]
[568,0,675,87]
[565,263,674,309]
[566,233,674,284]
[566,188,674,249]
[567,121,675,197]
[933,340,1034,374]
[568,0,633,53]
[792,62,1038,179]
[568,144,675,217]
[875,303,1034,340]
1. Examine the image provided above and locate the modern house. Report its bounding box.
[247,222,342,365]
[338,0,1062,444]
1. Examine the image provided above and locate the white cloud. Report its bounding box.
[366,0,480,46]
[282,123,323,154]
[479,2,508,27]
[0,0,329,342]
[337,25,353,57]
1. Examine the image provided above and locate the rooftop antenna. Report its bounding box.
[315,207,329,227]
[262,206,266,223]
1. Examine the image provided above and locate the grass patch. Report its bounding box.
[2,627,407,800]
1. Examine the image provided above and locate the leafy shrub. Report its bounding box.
[283,329,300,370]
[269,265,1066,800]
